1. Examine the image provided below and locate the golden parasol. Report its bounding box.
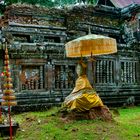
[64,34,117,112]
[65,34,117,57]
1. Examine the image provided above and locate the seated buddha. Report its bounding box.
[63,61,104,112]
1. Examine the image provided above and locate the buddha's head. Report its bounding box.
[76,61,87,76]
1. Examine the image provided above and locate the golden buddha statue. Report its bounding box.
[63,61,104,112]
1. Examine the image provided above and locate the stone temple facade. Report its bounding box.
[0,2,140,111]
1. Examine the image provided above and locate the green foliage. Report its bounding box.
[57,0,76,5]
[88,0,99,5]
[5,0,18,5]
[0,3,6,14]
[5,0,54,6]
[24,0,54,7]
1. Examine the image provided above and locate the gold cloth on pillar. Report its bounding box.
[63,75,103,112]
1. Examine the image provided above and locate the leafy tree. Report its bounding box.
[88,0,98,4]
[5,0,18,5]
[0,0,6,14]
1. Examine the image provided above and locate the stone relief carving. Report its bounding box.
[122,21,135,44]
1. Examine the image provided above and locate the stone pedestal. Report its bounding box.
[0,123,19,137]
[60,106,113,121]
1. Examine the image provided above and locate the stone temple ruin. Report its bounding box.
[0,1,140,111]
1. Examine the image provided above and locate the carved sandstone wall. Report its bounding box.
[0,4,140,111]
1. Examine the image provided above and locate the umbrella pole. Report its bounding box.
[80,54,83,62]
[91,53,95,86]
[8,105,12,140]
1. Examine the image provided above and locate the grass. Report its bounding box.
[0,106,140,140]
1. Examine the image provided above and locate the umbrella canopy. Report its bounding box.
[65,34,117,57]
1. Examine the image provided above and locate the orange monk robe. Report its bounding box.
[64,75,104,112]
